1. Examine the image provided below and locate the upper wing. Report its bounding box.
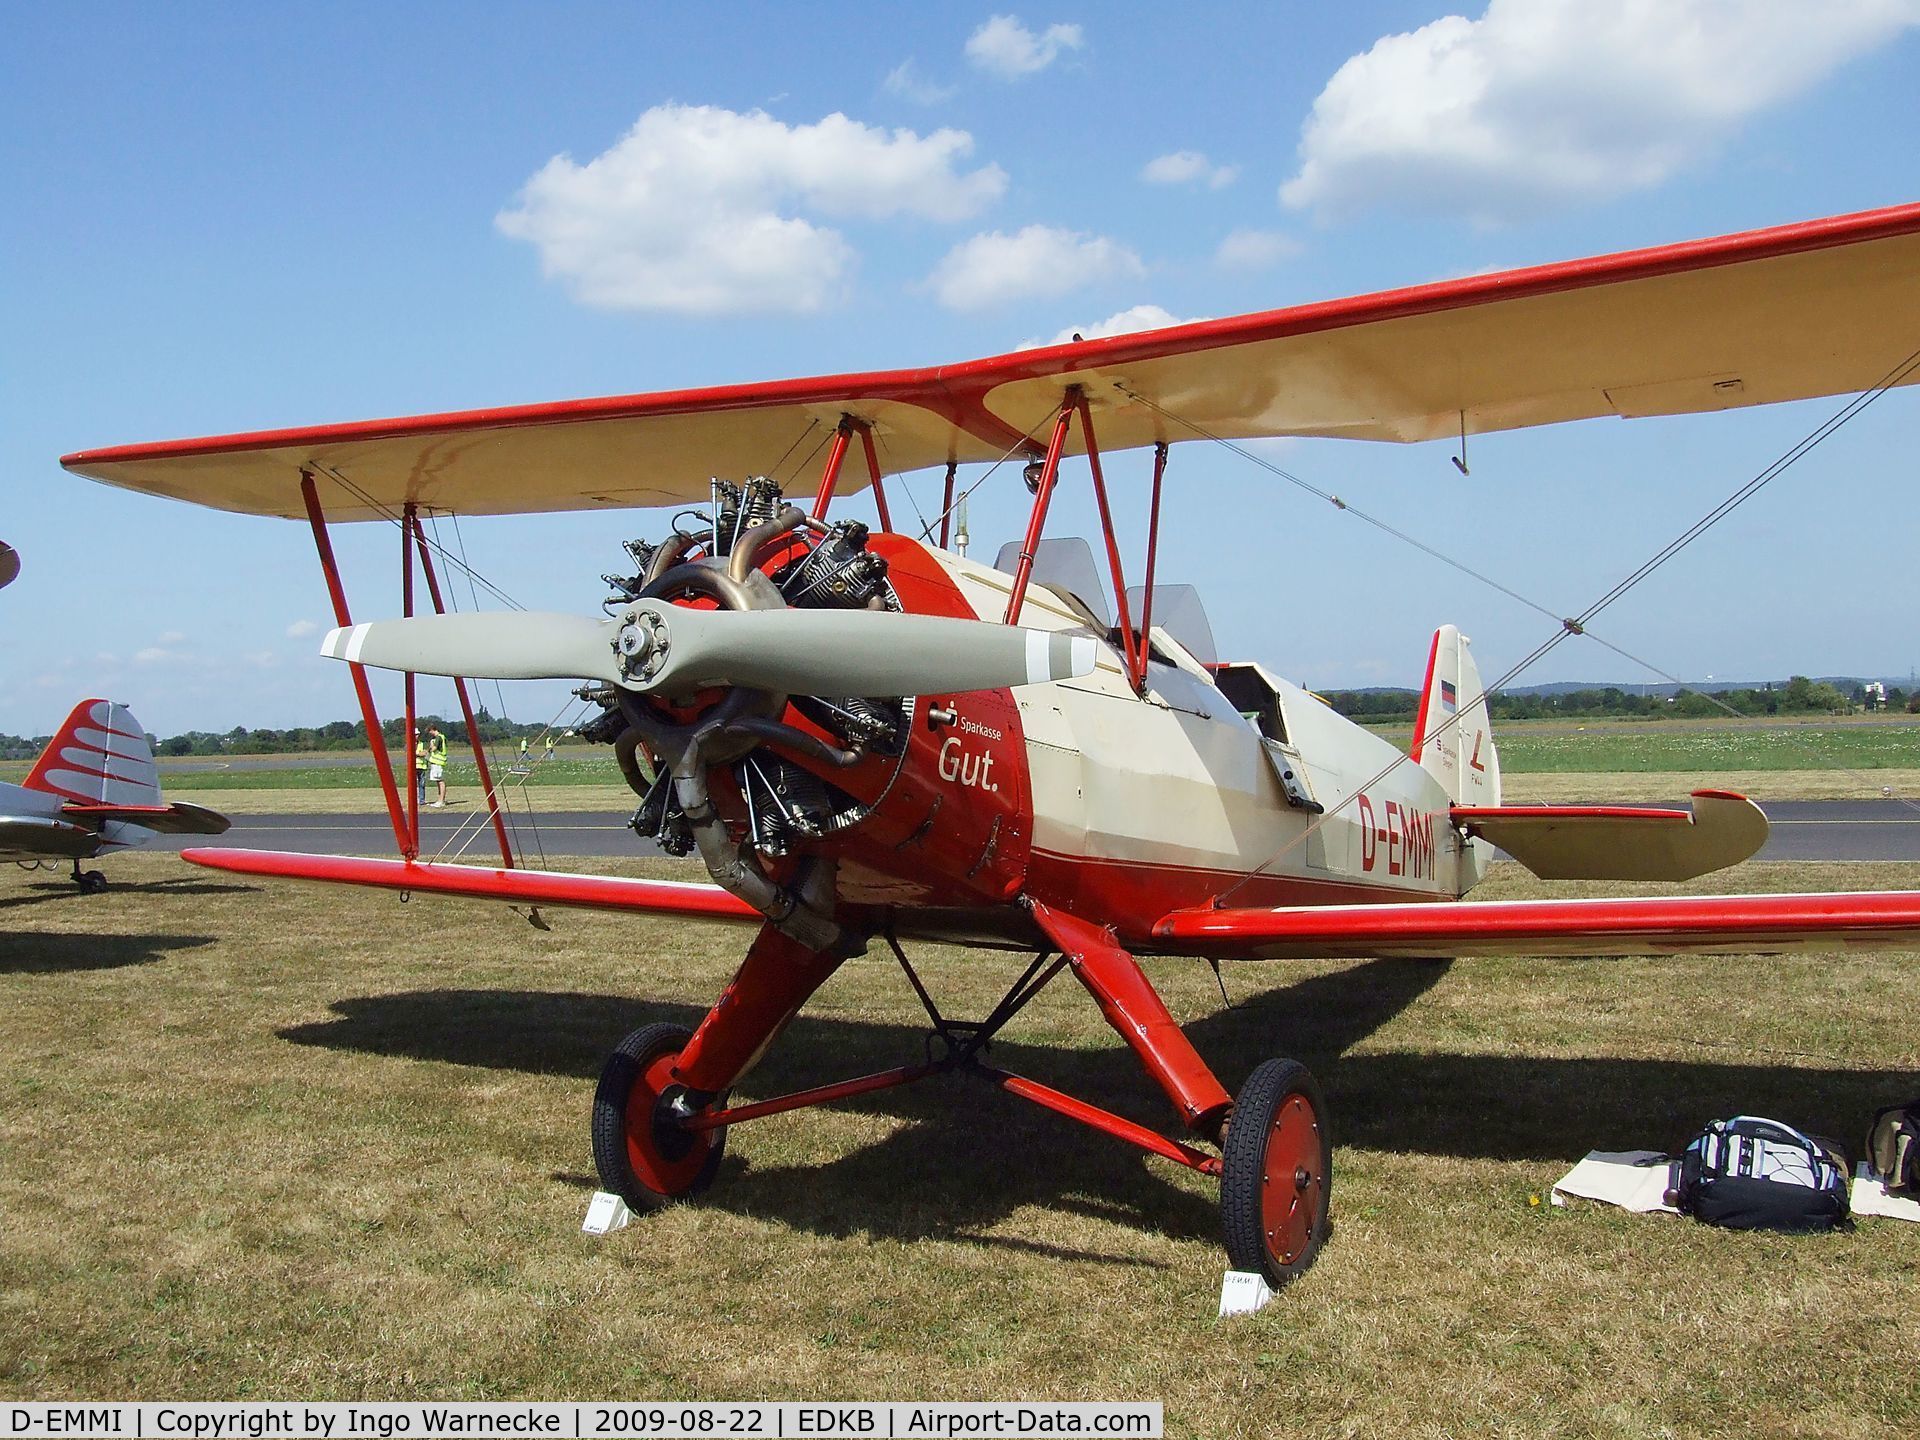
[61,201,1920,521]
[1155,890,1920,960]
[183,847,762,924]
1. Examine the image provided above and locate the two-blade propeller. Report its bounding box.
[321,603,1099,698]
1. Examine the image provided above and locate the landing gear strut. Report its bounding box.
[588,912,1336,1291]
[71,861,107,894]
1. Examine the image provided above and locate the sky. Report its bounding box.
[4,1,1919,737]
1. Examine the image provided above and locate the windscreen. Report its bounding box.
[1124,584,1217,666]
[992,537,1112,627]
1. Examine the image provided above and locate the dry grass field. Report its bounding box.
[4,854,1920,1437]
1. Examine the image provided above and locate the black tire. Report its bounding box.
[1220,1057,1331,1288]
[591,1022,726,1211]
[78,870,108,894]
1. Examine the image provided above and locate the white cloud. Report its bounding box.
[285,619,319,639]
[1282,0,1920,225]
[497,104,1007,315]
[134,646,187,666]
[1019,304,1205,350]
[1140,151,1238,188]
[928,225,1143,310]
[965,16,1085,78]
[157,630,187,646]
[883,58,956,104]
[1214,229,1302,270]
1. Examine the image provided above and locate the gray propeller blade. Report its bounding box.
[322,603,1100,697]
[321,612,626,685]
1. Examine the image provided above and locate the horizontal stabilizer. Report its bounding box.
[63,801,231,836]
[181,848,761,923]
[1449,790,1766,881]
[1156,889,1920,961]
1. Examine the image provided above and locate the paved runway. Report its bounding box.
[162,799,1920,863]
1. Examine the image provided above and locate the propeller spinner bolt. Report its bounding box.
[615,608,669,684]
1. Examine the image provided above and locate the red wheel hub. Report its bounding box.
[1259,1091,1325,1266]
[624,1049,716,1197]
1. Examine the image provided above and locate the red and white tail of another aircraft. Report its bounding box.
[1,699,229,890]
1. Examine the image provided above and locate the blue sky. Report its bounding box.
[5,2,1919,736]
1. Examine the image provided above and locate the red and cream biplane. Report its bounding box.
[61,201,1920,1286]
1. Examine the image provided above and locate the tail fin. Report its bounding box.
[1410,626,1500,807]
[23,699,163,807]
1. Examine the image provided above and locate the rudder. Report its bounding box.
[1410,626,1500,808]
[23,699,163,807]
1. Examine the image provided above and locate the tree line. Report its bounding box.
[1322,677,1915,725]
[0,709,555,762]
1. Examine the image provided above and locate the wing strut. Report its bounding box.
[299,469,518,869]
[1001,395,1078,622]
[302,470,412,857]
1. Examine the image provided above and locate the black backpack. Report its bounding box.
[1865,1100,1920,1196]
[1667,1116,1851,1233]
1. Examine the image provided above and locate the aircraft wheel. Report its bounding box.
[77,870,108,895]
[1220,1057,1331,1287]
[591,1022,726,1210]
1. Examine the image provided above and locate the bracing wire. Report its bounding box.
[915,405,1063,545]
[1210,344,1920,904]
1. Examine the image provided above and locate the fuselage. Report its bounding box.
[781,534,1487,951]
[0,778,143,861]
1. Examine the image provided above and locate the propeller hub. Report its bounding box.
[615,607,671,686]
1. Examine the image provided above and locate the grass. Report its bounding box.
[1362,717,1920,773]
[3,853,1919,1434]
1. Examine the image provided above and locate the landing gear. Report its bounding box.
[588,915,1336,1295]
[71,862,107,894]
[1220,1058,1331,1287]
[591,1023,727,1209]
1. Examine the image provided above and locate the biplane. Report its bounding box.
[61,200,1920,1286]
[1,698,229,891]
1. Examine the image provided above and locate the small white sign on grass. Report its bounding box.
[1218,1269,1274,1316]
[582,1191,633,1235]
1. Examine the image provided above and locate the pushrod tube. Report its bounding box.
[300,471,411,857]
[412,515,516,869]
[1001,396,1078,624]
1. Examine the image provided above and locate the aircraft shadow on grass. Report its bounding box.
[0,877,260,915]
[279,958,1920,1255]
[0,930,217,973]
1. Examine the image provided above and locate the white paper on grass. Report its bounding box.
[1549,1150,1678,1213]
[582,1191,633,1235]
[1852,1163,1920,1222]
[1218,1270,1274,1316]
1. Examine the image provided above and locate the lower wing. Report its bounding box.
[183,847,761,923]
[1156,891,1920,959]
